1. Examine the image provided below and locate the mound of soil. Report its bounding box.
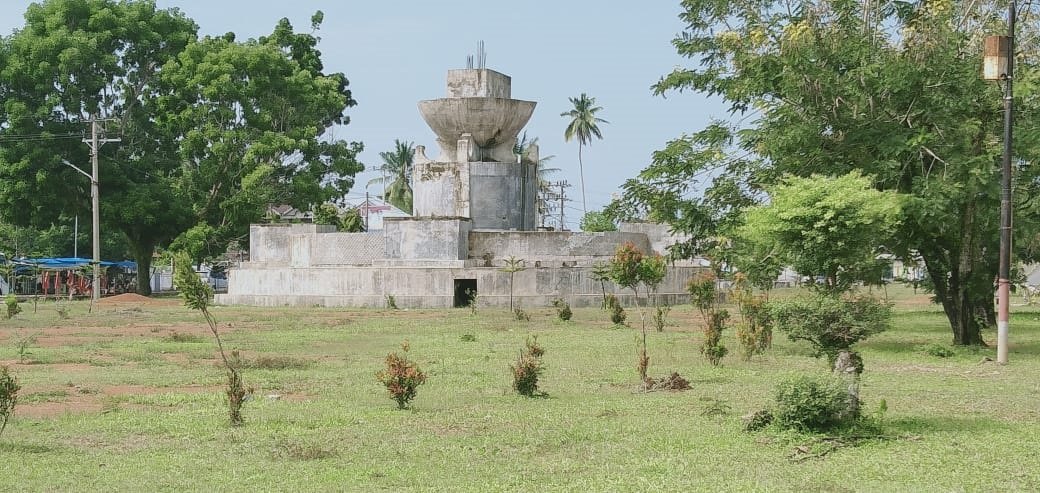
[97,293,174,306]
[644,372,691,391]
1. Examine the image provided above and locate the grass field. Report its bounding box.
[0,287,1038,492]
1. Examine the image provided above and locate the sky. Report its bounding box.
[0,0,728,229]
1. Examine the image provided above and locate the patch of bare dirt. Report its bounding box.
[17,395,104,418]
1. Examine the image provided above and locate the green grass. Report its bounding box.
[0,289,1038,491]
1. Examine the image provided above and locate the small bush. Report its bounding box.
[460,333,477,342]
[923,343,955,358]
[164,331,207,343]
[651,304,671,332]
[376,342,427,409]
[55,301,71,320]
[689,272,729,366]
[385,294,398,310]
[225,351,248,426]
[606,294,626,325]
[465,288,479,315]
[735,293,772,361]
[773,375,857,432]
[4,294,21,320]
[0,366,19,438]
[513,306,531,322]
[511,336,545,397]
[701,310,729,366]
[15,332,38,364]
[552,298,572,321]
[687,271,719,313]
[767,294,890,370]
[742,409,773,432]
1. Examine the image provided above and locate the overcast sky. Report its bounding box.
[1,1,728,228]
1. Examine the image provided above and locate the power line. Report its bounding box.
[0,132,83,143]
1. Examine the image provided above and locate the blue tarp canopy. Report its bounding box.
[10,257,137,271]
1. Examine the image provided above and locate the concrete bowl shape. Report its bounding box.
[418,98,536,148]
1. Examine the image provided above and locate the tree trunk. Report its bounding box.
[131,240,155,296]
[577,144,587,216]
[919,198,989,346]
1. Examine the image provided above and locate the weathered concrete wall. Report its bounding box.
[309,233,385,266]
[418,98,535,156]
[446,69,511,98]
[413,161,468,218]
[249,224,337,263]
[469,231,650,262]
[384,217,472,260]
[619,222,691,256]
[413,160,536,231]
[216,262,703,309]
[469,161,537,230]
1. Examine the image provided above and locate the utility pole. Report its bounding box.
[983,3,1014,364]
[548,180,571,231]
[365,191,370,231]
[82,117,120,302]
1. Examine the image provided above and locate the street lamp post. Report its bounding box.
[61,159,99,302]
[983,2,1015,364]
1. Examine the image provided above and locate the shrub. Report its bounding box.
[689,272,728,366]
[773,375,857,432]
[55,301,71,320]
[736,293,772,361]
[465,288,479,315]
[513,306,531,322]
[651,304,670,332]
[15,332,38,364]
[687,271,719,314]
[742,409,773,432]
[606,294,626,325]
[460,333,477,342]
[164,331,206,343]
[173,251,246,426]
[924,343,955,358]
[552,298,572,321]
[4,294,21,319]
[701,310,730,366]
[766,294,890,370]
[376,341,426,409]
[0,366,20,438]
[511,336,545,396]
[225,351,248,424]
[385,294,398,310]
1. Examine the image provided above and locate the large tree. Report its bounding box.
[613,0,1039,344]
[561,93,608,215]
[0,1,362,294]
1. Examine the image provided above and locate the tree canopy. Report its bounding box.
[613,0,1040,344]
[0,1,363,294]
[735,172,904,294]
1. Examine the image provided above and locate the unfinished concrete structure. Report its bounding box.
[217,68,702,308]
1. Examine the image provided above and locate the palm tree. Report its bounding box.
[368,140,415,213]
[560,93,608,215]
